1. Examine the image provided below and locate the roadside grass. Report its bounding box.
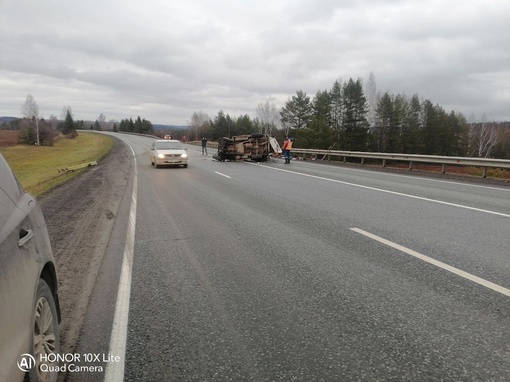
[0,131,113,197]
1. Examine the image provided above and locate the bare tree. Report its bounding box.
[256,100,280,135]
[21,94,40,145]
[364,72,377,128]
[49,114,59,129]
[469,113,499,158]
[190,111,209,140]
[98,113,106,129]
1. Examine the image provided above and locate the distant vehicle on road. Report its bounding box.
[0,153,61,382]
[150,139,188,168]
[213,133,281,162]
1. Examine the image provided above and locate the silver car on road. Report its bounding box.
[150,139,188,168]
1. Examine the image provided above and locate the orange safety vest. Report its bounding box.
[283,139,293,150]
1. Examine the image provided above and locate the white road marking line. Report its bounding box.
[215,171,231,178]
[351,228,510,298]
[253,164,510,218]
[104,145,137,381]
[294,160,510,192]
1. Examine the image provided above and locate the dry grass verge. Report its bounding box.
[0,131,113,197]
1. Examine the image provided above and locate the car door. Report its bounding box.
[0,158,40,381]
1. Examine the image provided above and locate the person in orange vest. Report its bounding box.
[282,136,293,164]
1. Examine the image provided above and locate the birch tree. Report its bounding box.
[190,111,210,140]
[255,101,280,135]
[21,94,40,145]
[364,72,377,128]
[470,114,499,158]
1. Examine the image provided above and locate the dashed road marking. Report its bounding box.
[351,227,510,298]
[215,171,232,178]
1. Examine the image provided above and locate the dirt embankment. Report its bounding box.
[38,138,132,356]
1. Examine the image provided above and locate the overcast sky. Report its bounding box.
[1,0,509,125]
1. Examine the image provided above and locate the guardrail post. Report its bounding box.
[408,161,413,171]
[482,167,488,178]
[361,158,364,166]
[382,159,386,168]
[441,164,446,174]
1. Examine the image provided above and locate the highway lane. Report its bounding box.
[90,134,510,381]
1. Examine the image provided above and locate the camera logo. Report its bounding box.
[17,353,36,372]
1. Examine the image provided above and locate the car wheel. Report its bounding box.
[27,279,60,382]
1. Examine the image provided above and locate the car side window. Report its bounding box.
[0,155,22,205]
[0,155,22,231]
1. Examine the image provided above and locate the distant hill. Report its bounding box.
[153,124,189,131]
[0,116,19,123]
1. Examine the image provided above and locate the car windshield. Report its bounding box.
[156,142,182,150]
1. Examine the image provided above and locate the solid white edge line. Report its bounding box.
[214,171,232,178]
[350,227,510,298]
[104,146,137,381]
[250,164,510,218]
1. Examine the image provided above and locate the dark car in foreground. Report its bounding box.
[0,153,60,382]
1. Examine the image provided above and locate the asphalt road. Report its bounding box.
[68,133,510,381]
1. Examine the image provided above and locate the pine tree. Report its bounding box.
[280,90,311,134]
[341,78,369,151]
[388,94,406,153]
[297,90,335,149]
[59,110,76,136]
[329,80,343,142]
[448,111,469,156]
[375,93,393,152]
[402,94,422,153]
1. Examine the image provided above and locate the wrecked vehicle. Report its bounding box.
[213,133,282,162]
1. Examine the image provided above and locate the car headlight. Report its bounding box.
[181,153,188,158]
[157,153,165,159]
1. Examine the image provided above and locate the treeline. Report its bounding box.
[277,77,510,159]
[116,117,154,135]
[189,76,510,159]
[186,110,276,142]
[1,109,82,146]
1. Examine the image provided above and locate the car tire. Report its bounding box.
[25,279,60,382]
[250,133,265,139]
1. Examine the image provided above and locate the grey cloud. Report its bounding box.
[0,0,509,124]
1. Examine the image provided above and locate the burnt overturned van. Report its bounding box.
[213,133,282,162]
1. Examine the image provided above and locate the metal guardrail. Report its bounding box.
[291,148,510,178]
[114,129,508,178]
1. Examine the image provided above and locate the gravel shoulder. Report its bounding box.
[38,137,132,356]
